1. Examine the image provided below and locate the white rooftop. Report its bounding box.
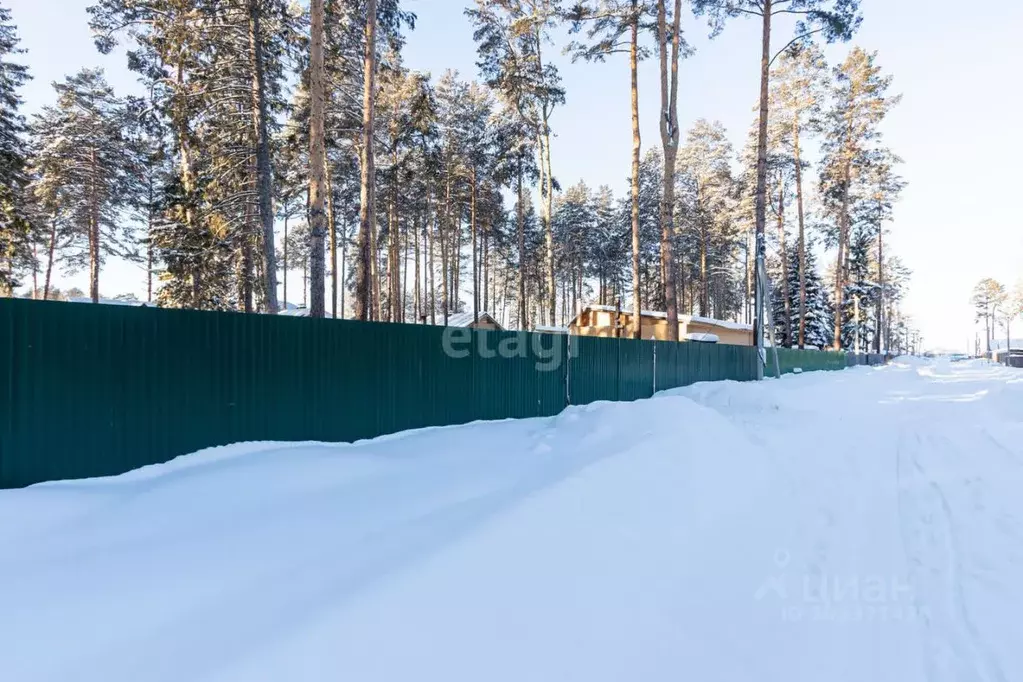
[445,311,500,328]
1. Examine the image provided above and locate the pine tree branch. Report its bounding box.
[770,28,824,66]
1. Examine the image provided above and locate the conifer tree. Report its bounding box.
[469,0,565,324]
[692,0,861,358]
[818,47,899,348]
[770,44,827,347]
[566,0,656,336]
[0,5,30,294]
[677,119,735,318]
[30,69,140,303]
[773,240,832,348]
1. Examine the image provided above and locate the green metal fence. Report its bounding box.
[774,347,887,375]
[0,298,760,488]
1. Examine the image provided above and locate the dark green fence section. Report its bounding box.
[774,347,887,375]
[1,299,760,488]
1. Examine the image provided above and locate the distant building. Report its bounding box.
[568,304,753,346]
[68,296,149,307]
[445,311,503,331]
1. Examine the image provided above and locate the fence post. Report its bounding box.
[652,342,657,395]
[564,333,571,408]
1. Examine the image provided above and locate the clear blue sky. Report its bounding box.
[10,0,1023,351]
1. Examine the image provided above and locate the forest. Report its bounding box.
[0,0,914,353]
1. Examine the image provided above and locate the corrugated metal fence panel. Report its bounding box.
[568,335,620,405]
[471,330,566,421]
[0,297,10,485]
[652,341,679,392]
[618,337,655,402]
[680,342,712,385]
[532,333,569,417]
[1,299,762,488]
[775,348,879,374]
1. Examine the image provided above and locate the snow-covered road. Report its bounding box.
[2,359,1023,682]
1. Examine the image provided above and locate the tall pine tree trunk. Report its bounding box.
[657,0,681,341]
[794,116,807,348]
[248,0,279,312]
[471,170,479,324]
[31,242,37,299]
[483,218,489,313]
[700,216,708,315]
[541,130,555,324]
[875,219,883,353]
[388,190,398,322]
[354,0,377,320]
[429,204,436,325]
[173,56,200,306]
[308,0,327,318]
[517,156,526,329]
[630,2,643,339]
[453,211,462,313]
[753,0,773,360]
[414,210,421,322]
[43,217,57,300]
[440,176,450,324]
[777,176,791,345]
[326,162,337,318]
[240,196,254,313]
[834,159,851,349]
[88,148,100,303]
[341,215,348,317]
[402,217,409,321]
[282,215,288,307]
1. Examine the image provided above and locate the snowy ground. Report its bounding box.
[2,359,1023,682]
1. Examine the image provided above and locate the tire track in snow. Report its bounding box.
[897,426,1007,682]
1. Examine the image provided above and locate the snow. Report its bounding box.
[2,359,1023,681]
[533,324,569,334]
[68,296,148,306]
[686,332,720,343]
[682,314,753,331]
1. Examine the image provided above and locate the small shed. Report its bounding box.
[445,311,503,330]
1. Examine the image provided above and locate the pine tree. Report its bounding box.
[677,120,736,318]
[773,241,832,349]
[653,0,687,339]
[972,278,1006,353]
[0,4,30,294]
[819,47,900,349]
[566,0,657,337]
[853,147,904,352]
[30,69,140,303]
[468,0,565,324]
[840,226,876,351]
[770,44,827,347]
[692,0,861,357]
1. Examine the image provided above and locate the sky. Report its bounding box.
[8,0,1023,351]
